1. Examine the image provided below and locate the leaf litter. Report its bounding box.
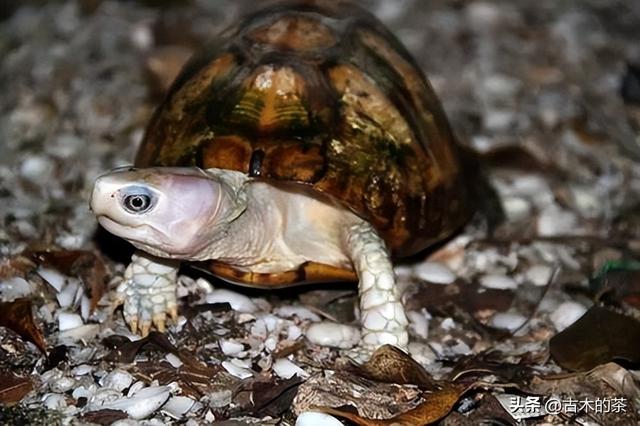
[1,0,640,424]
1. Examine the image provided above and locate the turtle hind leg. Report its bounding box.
[345,221,409,350]
[115,251,180,336]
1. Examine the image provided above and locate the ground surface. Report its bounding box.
[1,0,640,425]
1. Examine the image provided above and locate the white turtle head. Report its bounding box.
[91,167,232,258]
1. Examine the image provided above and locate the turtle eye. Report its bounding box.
[121,187,155,214]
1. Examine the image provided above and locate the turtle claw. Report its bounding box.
[168,306,178,322]
[153,315,166,332]
[117,252,180,336]
[140,322,151,338]
[129,317,139,335]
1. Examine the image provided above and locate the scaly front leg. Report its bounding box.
[345,221,409,350]
[115,251,180,336]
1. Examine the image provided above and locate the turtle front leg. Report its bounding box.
[345,221,409,350]
[115,251,180,336]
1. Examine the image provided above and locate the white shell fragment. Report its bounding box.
[220,340,245,356]
[296,412,343,426]
[222,360,254,379]
[205,289,257,313]
[525,264,554,286]
[98,385,171,420]
[38,267,66,291]
[43,393,67,410]
[549,301,587,332]
[58,311,84,331]
[490,312,527,331]
[272,358,309,379]
[99,369,134,392]
[479,274,518,290]
[162,396,197,419]
[306,322,361,349]
[407,310,429,339]
[0,277,33,300]
[413,261,456,284]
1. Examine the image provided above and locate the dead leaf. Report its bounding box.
[293,372,421,419]
[0,298,47,354]
[26,249,108,312]
[550,306,640,371]
[0,372,33,405]
[0,255,36,280]
[104,331,205,369]
[405,281,514,316]
[316,384,467,425]
[233,376,302,418]
[135,360,230,399]
[448,350,537,384]
[344,345,438,390]
[78,409,128,425]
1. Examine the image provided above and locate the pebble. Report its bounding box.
[525,264,554,286]
[205,289,257,313]
[549,301,587,332]
[413,261,456,284]
[503,196,532,221]
[571,186,601,218]
[441,317,456,330]
[58,311,84,331]
[296,412,343,426]
[72,364,93,376]
[490,312,527,331]
[72,386,95,400]
[537,206,578,236]
[306,322,361,349]
[99,370,134,392]
[272,358,309,379]
[407,310,429,339]
[287,324,303,340]
[408,342,437,365]
[50,376,76,393]
[19,154,55,183]
[479,274,518,290]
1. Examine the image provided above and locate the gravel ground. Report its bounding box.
[1,0,640,425]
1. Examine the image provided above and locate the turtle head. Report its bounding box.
[90,167,234,258]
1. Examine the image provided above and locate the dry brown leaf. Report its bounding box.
[0,371,33,405]
[345,345,438,390]
[0,298,47,354]
[316,384,467,425]
[549,306,640,371]
[233,376,302,418]
[26,249,108,312]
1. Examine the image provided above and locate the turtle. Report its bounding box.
[90,0,471,349]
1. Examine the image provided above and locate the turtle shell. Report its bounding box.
[136,0,471,259]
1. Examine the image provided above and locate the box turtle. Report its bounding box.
[91,0,471,349]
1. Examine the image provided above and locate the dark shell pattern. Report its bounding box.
[136,0,470,258]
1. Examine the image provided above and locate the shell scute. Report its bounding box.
[136,0,471,258]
